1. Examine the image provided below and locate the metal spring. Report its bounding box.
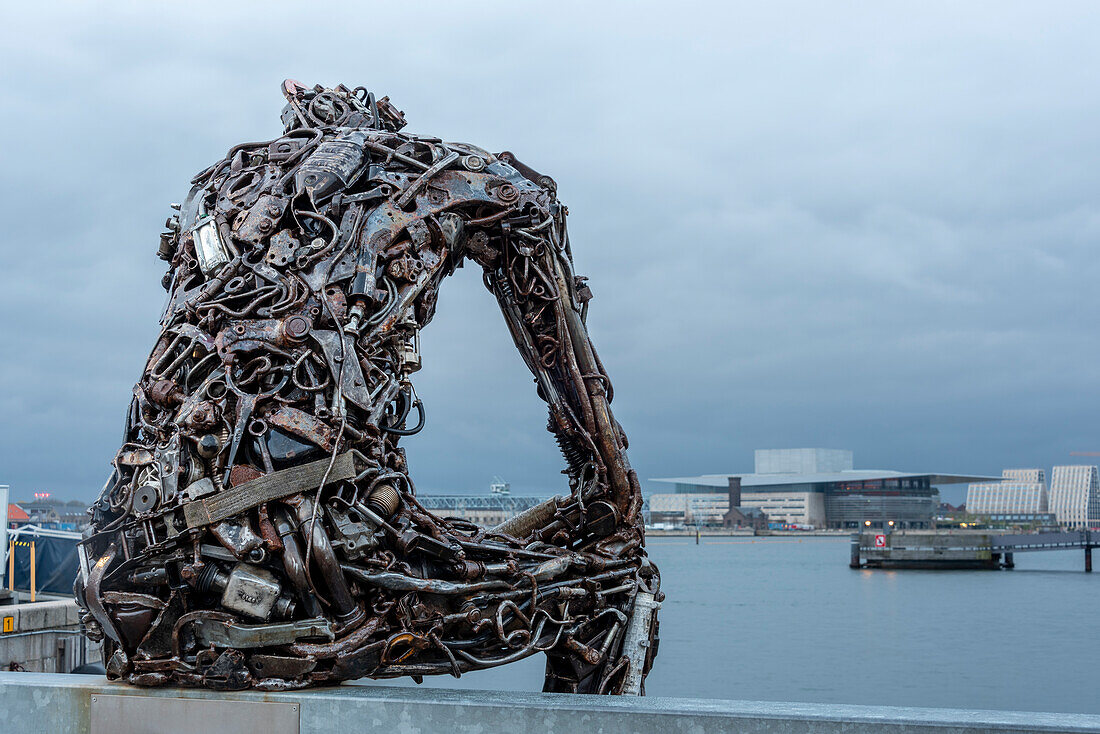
[494,272,514,300]
[555,431,587,473]
[366,483,401,518]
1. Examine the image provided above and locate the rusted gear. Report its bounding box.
[77,81,660,695]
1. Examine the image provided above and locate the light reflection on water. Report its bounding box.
[361,536,1100,714]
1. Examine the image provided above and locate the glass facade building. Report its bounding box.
[1049,465,1100,529]
[1002,468,1045,484]
[966,472,1048,516]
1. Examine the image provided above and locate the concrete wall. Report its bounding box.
[0,599,100,672]
[1,672,1098,734]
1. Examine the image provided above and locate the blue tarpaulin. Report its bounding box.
[9,533,79,595]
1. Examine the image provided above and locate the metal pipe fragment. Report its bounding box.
[490,496,562,539]
[619,588,661,696]
[273,507,322,618]
[292,500,361,626]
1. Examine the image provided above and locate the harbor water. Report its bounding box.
[368,536,1100,714]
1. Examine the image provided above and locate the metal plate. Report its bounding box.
[90,693,299,734]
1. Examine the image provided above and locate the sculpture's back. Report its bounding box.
[76,81,660,694]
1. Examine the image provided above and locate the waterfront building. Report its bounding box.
[1003,468,1045,484]
[5,504,28,528]
[651,448,994,529]
[647,488,768,529]
[649,493,730,526]
[753,448,853,475]
[1048,465,1100,529]
[5,498,88,531]
[723,507,769,531]
[966,469,1048,516]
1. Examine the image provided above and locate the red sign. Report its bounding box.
[874,534,886,548]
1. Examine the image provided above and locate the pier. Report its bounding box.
[1,672,1099,733]
[850,530,1098,570]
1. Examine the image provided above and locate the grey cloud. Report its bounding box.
[2,1,1099,503]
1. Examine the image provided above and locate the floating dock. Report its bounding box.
[850,530,1097,571]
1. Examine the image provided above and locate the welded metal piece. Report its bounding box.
[193,617,333,648]
[79,81,660,695]
[192,219,229,274]
[219,564,283,620]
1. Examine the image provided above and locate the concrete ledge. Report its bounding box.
[2,598,81,629]
[1,672,1098,733]
[0,600,98,673]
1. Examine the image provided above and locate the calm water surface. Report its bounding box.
[367,536,1100,713]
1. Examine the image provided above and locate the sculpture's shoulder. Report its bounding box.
[159,123,565,279]
[357,129,560,215]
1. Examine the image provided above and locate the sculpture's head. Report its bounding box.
[280,79,407,132]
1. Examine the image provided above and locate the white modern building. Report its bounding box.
[752,448,853,475]
[648,489,824,526]
[651,449,994,529]
[966,469,1048,516]
[966,482,1047,515]
[741,489,826,526]
[1049,465,1100,529]
[649,493,730,526]
[1002,468,1045,485]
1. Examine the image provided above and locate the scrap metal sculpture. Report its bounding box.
[76,81,660,694]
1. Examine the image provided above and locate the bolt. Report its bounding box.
[282,315,311,341]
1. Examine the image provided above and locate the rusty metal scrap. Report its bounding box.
[76,81,661,694]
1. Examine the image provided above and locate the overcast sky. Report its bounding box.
[2,2,1099,503]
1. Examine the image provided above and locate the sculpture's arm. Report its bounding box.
[436,153,656,692]
[335,144,644,547]
[460,170,644,549]
[345,146,658,691]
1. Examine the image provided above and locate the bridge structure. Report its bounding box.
[416,494,654,527]
[416,494,549,514]
[850,530,1098,571]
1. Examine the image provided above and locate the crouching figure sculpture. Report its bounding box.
[76,81,660,694]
